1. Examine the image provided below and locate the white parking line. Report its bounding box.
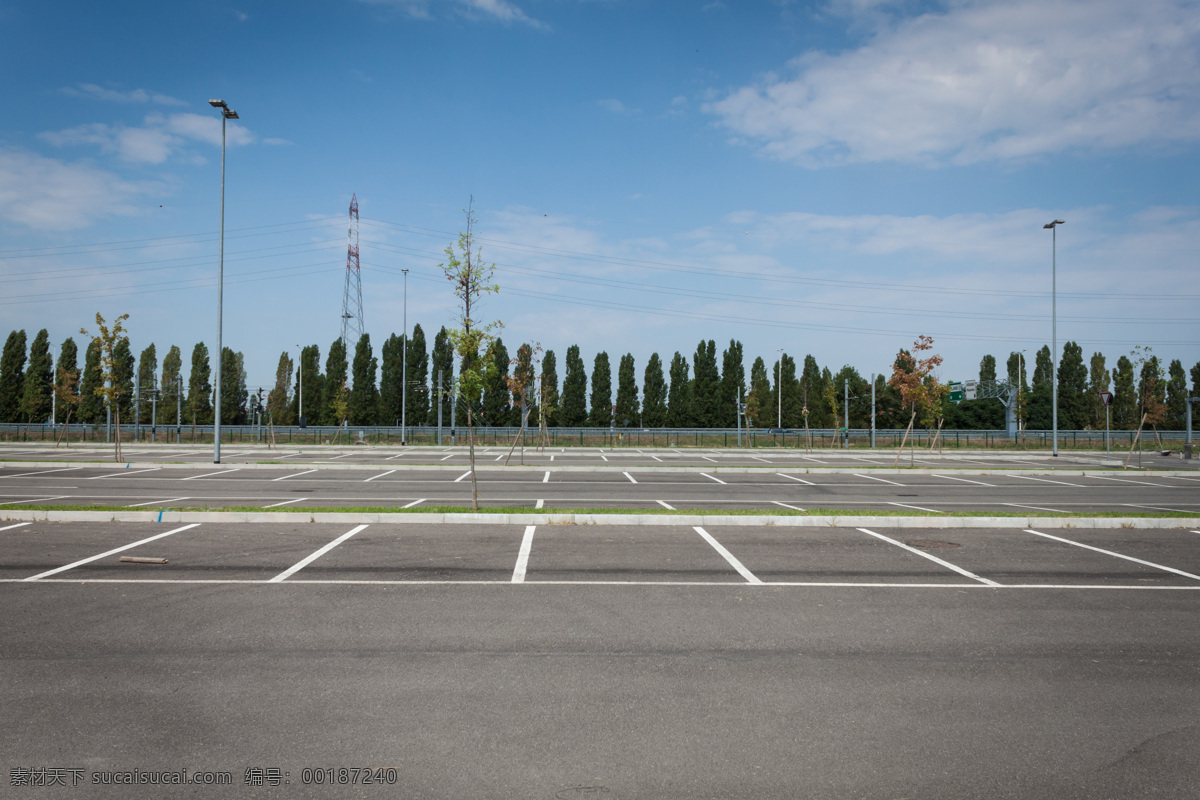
[440,454,455,461]
[24,524,200,581]
[1005,502,1068,513]
[126,497,190,507]
[543,471,550,483]
[751,456,771,463]
[856,473,902,486]
[701,473,727,485]
[386,453,407,460]
[1025,529,1200,581]
[511,525,536,583]
[657,500,675,510]
[0,467,82,478]
[1123,503,1194,514]
[694,526,761,584]
[364,470,396,482]
[88,468,161,480]
[181,469,241,481]
[776,473,815,485]
[270,524,369,582]
[402,499,425,508]
[651,455,663,462]
[454,471,471,483]
[858,528,1000,586]
[624,472,637,484]
[535,499,544,509]
[772,501,806,511]
[0,522,31,531]
[1011,474,1081,487]
[1090,475,1171,487]
[264,498,307,508]
[800,456,827,464]
[0,496,69,505]
[887,502,943,513]
[701,456,718,463]
[933,474,994,487]
[494,455,504,461]
[273,470,316,481]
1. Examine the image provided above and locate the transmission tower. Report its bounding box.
[340,193,364,353]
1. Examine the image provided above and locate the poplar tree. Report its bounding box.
[406,324,429,426]
[1111,356,1136,429]
[0,329,27,423]
[219,348,248,426]
[348,333,379,425]
[589,351,612,427]
[541,350,559,427]
[799,355,825,427]
[1192,362,1200,397]
[560,345,587,426]
[430,327,454,427]
[641,353,667,428]
[509,342,539,428]
[80,313,131,461]
[1088,352,1109,430]
[291,344,321,426]
[1166,360,1188,430]
[779,354,802,428]
[1057,341,1088,430]
[979,354,997,383]
[691,340,719,427]
[20,329,52,424]
[746,356,771,428]
[188,342,213,427]
[113,338,135,421]
[161,345,182,425]
[379,333,403,426]
[53,337,81,443]
[481,337,511,426]
[136,343,157,423]
[1028,345,1053,430]
[719,340,744,428]
[78,340,103,424]
[666,352,692,427]
[268,351,293,424]
[323,338,349,426]
[614,353,639,428]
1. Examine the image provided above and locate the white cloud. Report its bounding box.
[705,0,1200,166]
[358,0,544,26]
[60,83,186,106]
[40,112,255,165]
[0,148,158,230]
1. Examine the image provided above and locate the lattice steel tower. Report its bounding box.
[340,194,364,352]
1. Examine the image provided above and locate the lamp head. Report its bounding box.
[1043,219,1065,229]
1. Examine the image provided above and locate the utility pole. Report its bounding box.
[1044,219,1065,456]
[402,268,408,446]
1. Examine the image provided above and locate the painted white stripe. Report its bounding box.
[1011,474,1081,487]
[657,500,675,510]
[751,456,771,463]
[694,526,762,584]
[800,456,827,464]
[543,471,550,483]
[776,473,815,485]
[88,468,161,480]
[0,467,82,478]
[857,527,1000,586]
[772,501,806,511]
[126,497,190,507]
[0,496,69,506]
[454,471,471,483]
[273,469,316,481]
[1005,502,1068,513]
[24,524,200,581]
[535,499,544,509]
[887,502,943,513]
[494,454,504,461]
[440,454,455,461]
[623,472,637,484]
[1025,529,1200,581]
[701,473,727,485]
[933,474,994,487]
[270,524,368,582]
[1123,503,1194,514]
[264,498,307,508]
[701,456,718,463]
[651,455,663,462]
[364,470,396,482]
[600,454,608,461]
[511,525,536,582]
[0,522,31,531]
[386,453,407,460]
[550,455,555,462]
[402,498,425,508]
[181,469,241,481]
[1090,475,1170,487]
[10,578,1200,589]
[856,473,902,485]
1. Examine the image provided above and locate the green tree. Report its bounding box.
[1111,356,1137,429]
[1166,359,1188,430]
[430,327,454,427]
[1057,341,1088,430]
[560,345,588,426]
[160,345,182,426]
[406,324,429,426]
[508,342,539,427]
[267,351,293,425]
[322,338,349,426]
[666,352,692,427]
[80,313,131,461]
[348,333,379,425]
[20,329,52,424]
[1006,352,1031,431]
[291,345,321,426]
[1088,352,1109,431]
[641,353,667,428]
[615,353,639,428]
[746,356,771,428]
[779,354,802,428]
[691,340,719,427]
[832,365,872,428]
[379,333,403,426]
[136,343,157,423]
[78,340,104,424]
[187,342,213,427]
[481,337,511,426]
[1137,354,1166,424]
[589,351,612,427]
[541,350,559,427]
[799,355,827,427]
[1191,361,1200,397]
[1027,345,1053,430]
[719,340,744,427]
[112,338,135,421]
[0,329,27,423]
[979,354,997,383]
[219,348,248,426]
[53,337,81,442]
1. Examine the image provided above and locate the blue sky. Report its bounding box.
[2,0,1198,394]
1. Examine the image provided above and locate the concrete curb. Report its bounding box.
[2,509,1197,529]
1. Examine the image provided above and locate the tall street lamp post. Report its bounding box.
[1043,219,1064,457]
[402,268,409,445]
[209,98,238,464]
[776,349,784,430]
[295,344,304,427]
